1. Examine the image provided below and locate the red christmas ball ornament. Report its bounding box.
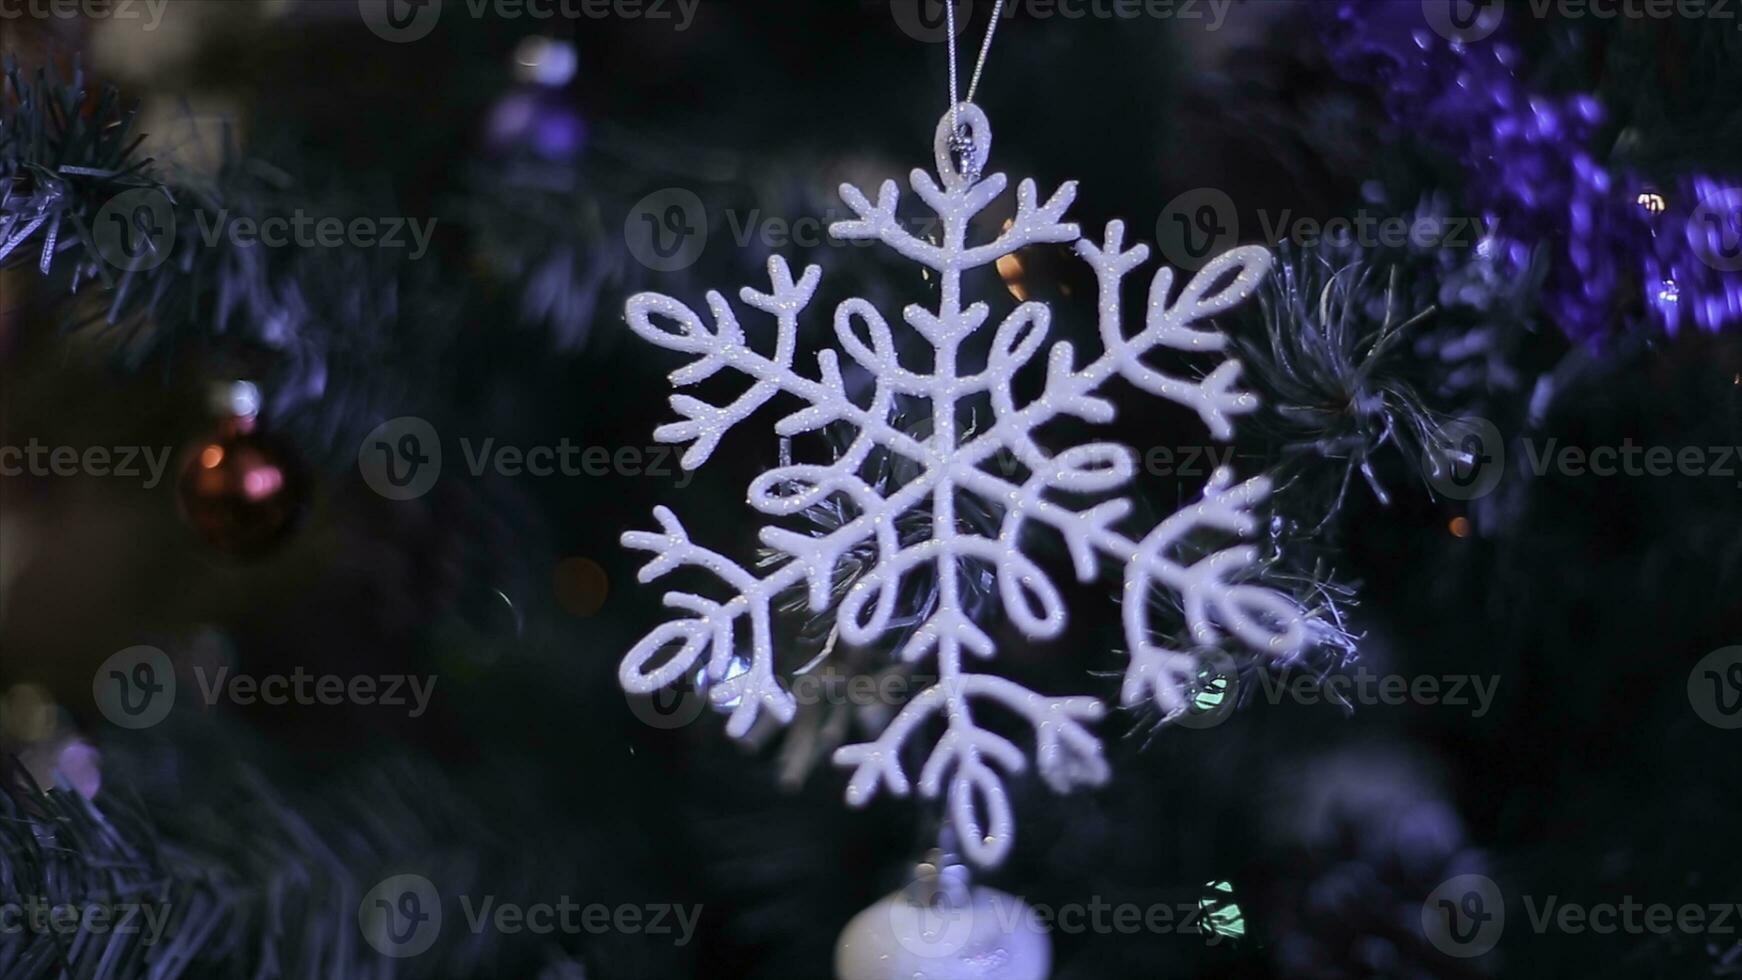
[177,382,308,559]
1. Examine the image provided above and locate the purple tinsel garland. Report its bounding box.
[1318,1,1742,343]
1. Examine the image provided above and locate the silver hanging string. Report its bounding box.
[946,0,1007,132]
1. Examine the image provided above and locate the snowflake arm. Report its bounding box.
[619,506,799,736]
[834,673,1106,866]
[627,255,937,471]
[1073,221,1263,439]
[831,179,947,271]
[831,170,1079,276]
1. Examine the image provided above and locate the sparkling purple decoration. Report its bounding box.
[1646,175,1742,332]
[1319,1,1742,342]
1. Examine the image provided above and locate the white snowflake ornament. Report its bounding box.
[620,104,1309,868]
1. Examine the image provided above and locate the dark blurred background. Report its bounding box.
[3,1,1742,977]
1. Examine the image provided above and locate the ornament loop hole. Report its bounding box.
[933,103,991,189]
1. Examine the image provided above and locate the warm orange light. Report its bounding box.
[997,218,1030,301]
[200,445,225,469]
[554,556,610,617]
[997,251,1029,301]
[1449,516,1471,538]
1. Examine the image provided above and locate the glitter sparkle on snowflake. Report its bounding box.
[618,104,1308,867]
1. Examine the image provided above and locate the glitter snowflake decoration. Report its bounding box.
[620,105,1309,867]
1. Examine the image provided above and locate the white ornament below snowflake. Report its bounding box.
[834,885,1051,980]
[619,102,1309,868]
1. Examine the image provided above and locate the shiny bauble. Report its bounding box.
[835,885,1051,980]
[177,411,307,559]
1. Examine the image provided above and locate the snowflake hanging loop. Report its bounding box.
[620,103,1310,867]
